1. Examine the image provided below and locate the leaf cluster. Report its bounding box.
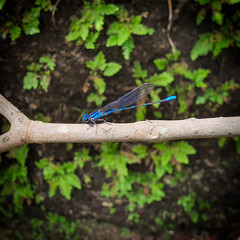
[0,145,34,216]
[0,0,54,41]
[86,51,122,106]
[23,55,56,91]
[192,0,240,59]
[177,192,211,223]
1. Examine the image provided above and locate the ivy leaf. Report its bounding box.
[23,72,39,90]
[103,62,122,76]
[191,33,213,60]
[10,26,21,41]
[122,38,134,60]
[147,72,174,87]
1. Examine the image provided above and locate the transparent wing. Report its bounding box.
[102,83,154,112]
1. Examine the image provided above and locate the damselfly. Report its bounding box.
[83,83,176,124]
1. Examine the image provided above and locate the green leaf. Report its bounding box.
[211,11,224,25]
[14,145,29,166]
[196,9,206,25]
[85,32,100,49]
[161,151,172,166]
[213,35,231,56]
[174,152,189,164]
[106,35,119,46]
[86,51,106,71]
[166,49,180,61]
[23,72,39,90]
[133,62,148,79]
[136,106,146,121]
[147,72,174,87]
[190,211,199,223]
[10,26,21,41]
[87,93,105,106]
[191,68,210,88]
[191,33,213,60]
[196,0,211,5]
[101,4,119,15]
[73,148,91,168]
[122,38,135,60]
[22,7,41,35]
[103,62,122,76]
[94,77,106,94]
[132,145,148,159]
[40,75,50,91]
[154,58,168,71]
[94,15,104,31]
[0,0,6,10]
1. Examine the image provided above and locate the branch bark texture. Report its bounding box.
[1,94,240,153]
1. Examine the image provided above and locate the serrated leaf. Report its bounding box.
[133,62,148,79]
[100,4,119,15]
[178,141,197,155]
[191,68,210,88]
[103,62,122,76]
[94,15,104,31]
[211,11,224,25]
[87,93,105,106]
[166,49,180,61]
[94,77,106,94]
[196,9,206,25]
[190,33,213,60]
[40,75,50,91]
[85,32,100,49]
[23,72,39,90]
[147,72,174,87]
[132,145,148,159]
[14,145,29,166]
[22,7,41,35]
[10,26,21,41]
[106,35,119,46]
[161,151,172,166]
[154,58,168,71]
[174,152,189,164]
[122,38,135,60]
[213,35,231,56]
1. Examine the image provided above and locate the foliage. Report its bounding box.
[66,0,119,48]
[195,80,239,111]
[23,55,56,91]
[133,49,211,116]
[192,0,240,59]
[34,113,51,122]
[0,0,55,41]
[106,6,154,60]
[66,1,154,59]
[99,141,196,212]
[47,213,81,240]
[0,145,34,216]
[35,158,81,200]
[86,51,122,106]
[177,192,211,223]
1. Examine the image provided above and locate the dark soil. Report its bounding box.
[1,0,240,239]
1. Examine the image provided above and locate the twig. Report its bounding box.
[51,0,60,29]
[0,94,240,153]
[167,0,176,51]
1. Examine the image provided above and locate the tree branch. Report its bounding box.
[1,94,240,153]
